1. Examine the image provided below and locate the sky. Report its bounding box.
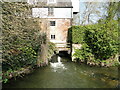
[78,0,119,25]
[78,1,108,25]
[79,0,119,2]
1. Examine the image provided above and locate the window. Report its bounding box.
[51,35,55,39]
[48,0,56,3]
[50,21,55,26]
[48,8,54,16]
[49,0,54,2]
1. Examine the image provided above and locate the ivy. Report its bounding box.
[2,2,45,71]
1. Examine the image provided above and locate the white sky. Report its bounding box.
[80,0,119,2]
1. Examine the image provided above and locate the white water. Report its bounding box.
[50,56,67,72]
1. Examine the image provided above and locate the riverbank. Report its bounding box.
[2,57,53,83]
[72,55,119,67]
[2,41,56,83]
[72,44,120,67]
[3,59,50,83]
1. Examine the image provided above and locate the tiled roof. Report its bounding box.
[29,0,72,8]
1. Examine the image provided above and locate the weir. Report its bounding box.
[55,42,71,54]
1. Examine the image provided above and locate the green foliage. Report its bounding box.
[48,42,56,59]
[73,44,93,61]
[2,2,57,83]
[2,69,13,83]
[68,26,86,44]
[3,78,8,83]
[72,20,118,62]
[2,2,46,72]
[106,2,119,21]
[86,20,118,60]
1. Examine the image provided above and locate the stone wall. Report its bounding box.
[72,44,82,61]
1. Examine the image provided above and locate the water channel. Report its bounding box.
[3,55,118,88]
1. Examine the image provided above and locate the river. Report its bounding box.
[3,55,118,88]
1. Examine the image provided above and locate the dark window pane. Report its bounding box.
[51,35,55,39]
[50,21,55,26]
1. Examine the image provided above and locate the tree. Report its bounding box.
[106,2,119,21]
[80,2,101,25]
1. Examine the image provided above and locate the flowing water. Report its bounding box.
[3,55,118,88]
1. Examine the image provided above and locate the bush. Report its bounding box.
[68,26,86,44]
[73,43,94,63]
[72,20,118,62]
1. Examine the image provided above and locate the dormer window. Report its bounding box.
[48,8,54,16]
[48,0,56,4]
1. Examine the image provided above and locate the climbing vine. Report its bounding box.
[2,2,56,83]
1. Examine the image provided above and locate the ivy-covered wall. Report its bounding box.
[2,2,56,83]
[2,2,41,71]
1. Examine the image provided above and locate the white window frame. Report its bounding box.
[50,21,56,26]
[51,35,55,40]
[48,8,54,16]
[47,0,56,4]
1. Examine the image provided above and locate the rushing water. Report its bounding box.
[3,55,118,88]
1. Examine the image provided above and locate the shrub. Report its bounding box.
[72,20,118,62]
[68,26,86,44]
